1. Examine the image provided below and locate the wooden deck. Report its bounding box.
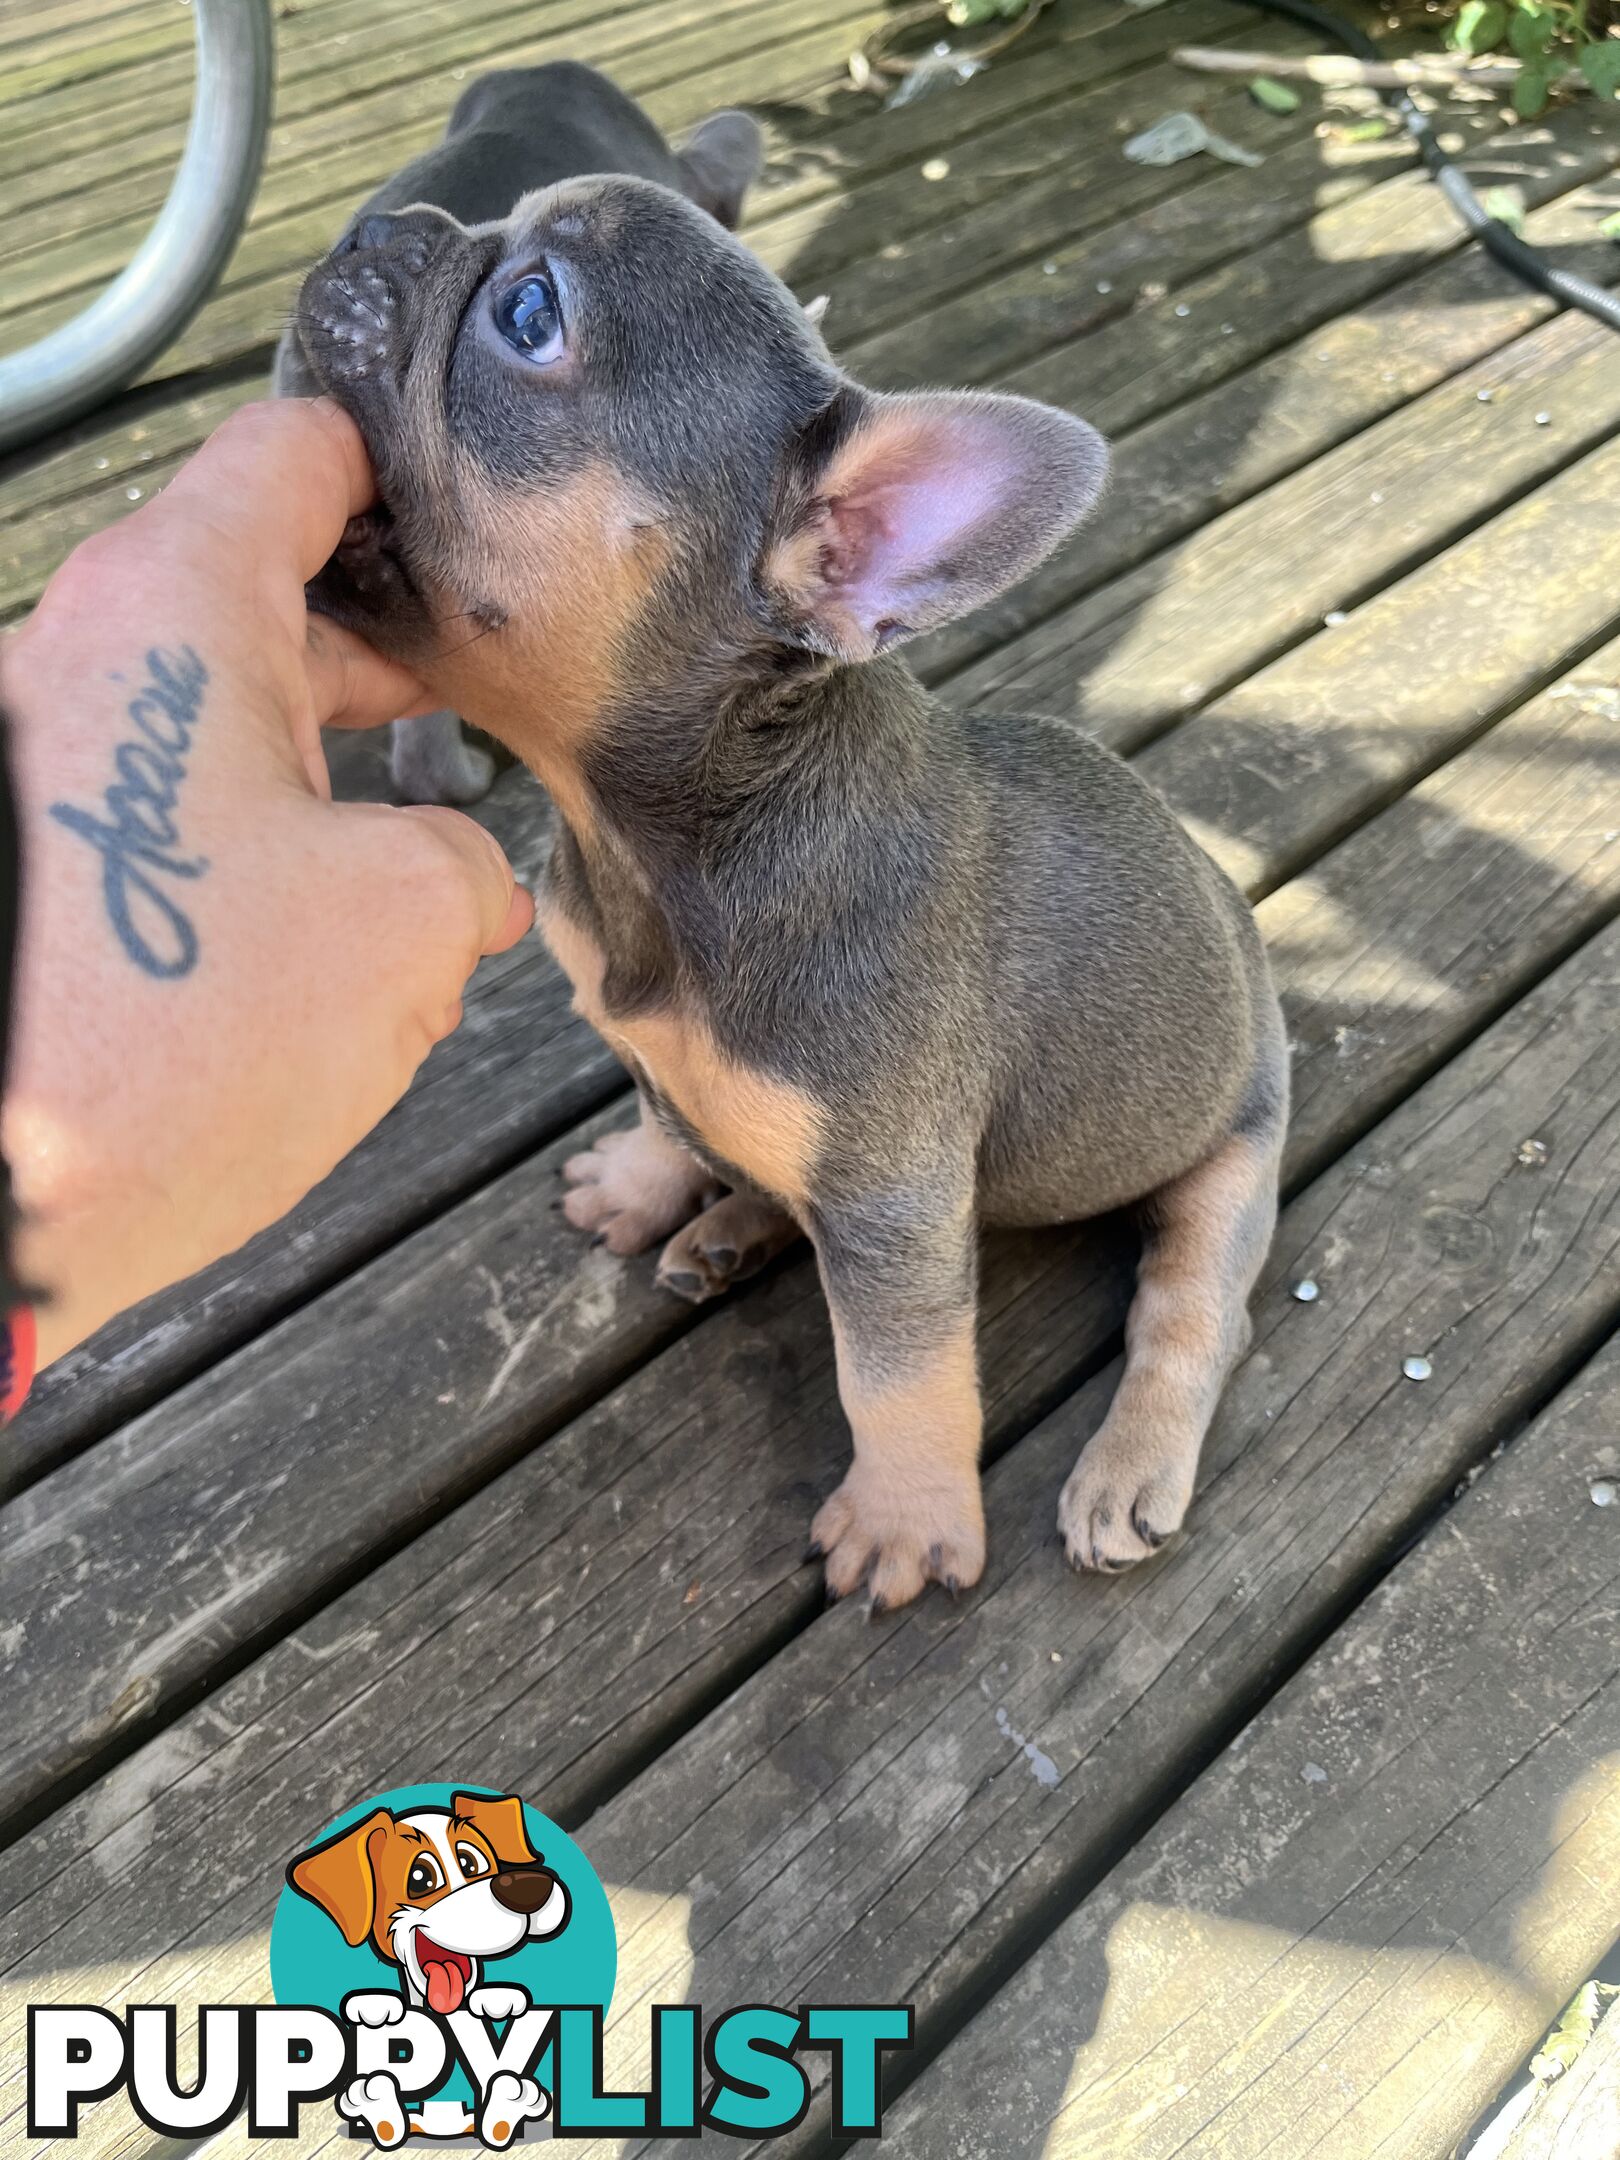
[3,0,1620,2151]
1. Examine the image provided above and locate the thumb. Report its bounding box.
[398,804,535,955]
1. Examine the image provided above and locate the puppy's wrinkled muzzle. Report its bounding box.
[296,206,450,398]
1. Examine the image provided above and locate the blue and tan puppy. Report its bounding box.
[291,82,1288,1609]
[276,62,762,804]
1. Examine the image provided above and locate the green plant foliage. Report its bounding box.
[1249,73,1302,111]
[945,0,1028,23]
[1528,1982,1618,2085]
[1453,0,1509,50]
[1447,0,1620,117]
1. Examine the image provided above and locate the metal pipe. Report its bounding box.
[0,0,274,455]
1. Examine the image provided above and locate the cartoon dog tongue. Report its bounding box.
[418,1940,470,2015]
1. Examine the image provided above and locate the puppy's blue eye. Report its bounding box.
[494,274,563,360]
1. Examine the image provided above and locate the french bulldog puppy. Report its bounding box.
[292,155,1287,1609]
[274,61,762,804]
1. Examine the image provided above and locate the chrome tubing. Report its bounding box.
[0,0,274,455]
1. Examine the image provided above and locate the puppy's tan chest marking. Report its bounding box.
[425,458,670,838]
[539,898,821,1207]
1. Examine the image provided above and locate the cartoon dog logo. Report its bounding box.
[289,1790,569,2146]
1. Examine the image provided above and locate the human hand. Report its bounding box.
[2,397,534,1369]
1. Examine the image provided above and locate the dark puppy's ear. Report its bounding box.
[676,108,764,228]
[763,388,1108,663]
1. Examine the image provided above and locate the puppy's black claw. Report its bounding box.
[866,1595,889,1621]
[1132,1510,1167,1550]
[661,1268,705,1301]
[943,1574,963,1600]
[825,1581,844,1608]
[803,1539,824,1565]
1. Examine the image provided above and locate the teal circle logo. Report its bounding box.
[270,1782,615,2115]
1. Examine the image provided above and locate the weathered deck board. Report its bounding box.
[2,627,1614,2128]
[1135,427,1620,892]
[919,141,1620,675]
[839,67,1528,391]
[931,224,1620,720]
[880,1336,1620,2160]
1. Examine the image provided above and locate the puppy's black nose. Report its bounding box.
[490,1865,558,1915]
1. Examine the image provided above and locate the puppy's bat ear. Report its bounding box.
[762,386,1108,663]
[287,1808,393,1947]
[451,1790,538,1866]
[676,109,764,229]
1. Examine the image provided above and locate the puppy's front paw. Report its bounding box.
[467,1982,530,2024]
[656,1189,799,1302]
[811,1465,985,1611]
[479,2071,548,2148]
[1058,1427,1194,1573]
[340,1991,405,2028]
[337,2072,409,2149]
[560,1123,719,1255]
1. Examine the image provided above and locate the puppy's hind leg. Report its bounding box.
[1059,1084,1285,1573]
[390,710,496,805]
[657,1185,802,1302]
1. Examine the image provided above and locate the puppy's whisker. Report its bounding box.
[429,618,500,662]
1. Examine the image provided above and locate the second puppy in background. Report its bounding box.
[275,61,761,804]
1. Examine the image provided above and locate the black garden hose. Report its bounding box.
[1249,0,1620,331]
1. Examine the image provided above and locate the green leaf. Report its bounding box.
[1513,55,1553,113]
[1249,73,1301,112]
[1529,1983,1617,2084]
[1580,38,1620,96]
[1483,184,1526,230]
[1509,2,1557,59]
[1599,208,1620,239]
[1453,0,1508,53]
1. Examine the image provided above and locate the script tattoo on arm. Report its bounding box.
[49,645,211,979]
